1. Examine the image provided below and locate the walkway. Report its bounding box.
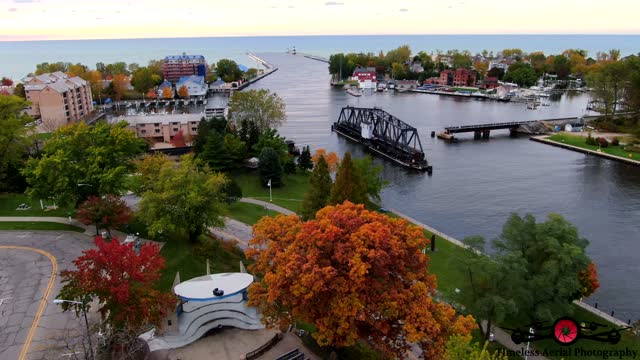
[483,321,548,360]
[239,198,296,216]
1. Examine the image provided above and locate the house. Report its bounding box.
[162,53,208,83]
[352,69,377,89]
[175,76,207,97]
[439,70,453,86]
[410,62,424,73]
[396,80,418,91]
[488,59,511,73]
[124,113,202,144]
[205,95,229,119]
[482,77,499,89]
[453,69,477,87]
[23,71,94,130]
[157,80,174,99]
[209,78,226,92]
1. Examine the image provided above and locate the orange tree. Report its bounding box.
[246,201,476,358]
[578,261,600,298]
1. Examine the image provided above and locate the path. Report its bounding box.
[239,198,296,216]
[483,321,549,360]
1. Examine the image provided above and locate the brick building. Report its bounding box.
[24,72,93,130]
[162,54,208,83]
[452,68,477,87]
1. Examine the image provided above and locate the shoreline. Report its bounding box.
[530,135,640,166]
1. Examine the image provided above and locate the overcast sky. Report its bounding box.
[1,0,638,41]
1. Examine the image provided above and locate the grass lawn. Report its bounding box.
[0,221,84,232]
[157,235,250,292]
[224,202,279,225]
[0,193,75,217]
[232,171,310,213]
[547,133,640,161]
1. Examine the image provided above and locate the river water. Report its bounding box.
[248,52,640,322]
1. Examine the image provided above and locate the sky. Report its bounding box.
[1,0,639,41]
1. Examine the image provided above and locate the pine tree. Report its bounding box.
[299,156,332,220]
[297,145,313,171]
[258,147,283,187]
[329,152,367,205]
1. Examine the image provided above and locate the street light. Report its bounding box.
[53,299,94,360]
[267,179,272,202]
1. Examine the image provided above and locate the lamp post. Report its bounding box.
[54,299,94,360]
[267,179,272,202]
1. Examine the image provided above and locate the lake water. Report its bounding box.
[248,52,640,323]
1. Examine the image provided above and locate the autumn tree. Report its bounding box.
[57,236,175,347]
[1,77,13,86]
[297,145,313,171]
[329,152,367,205]
[137,154,227,242]
[444,335,508,360]
[22,121,145,206]
[170,130,187,147]
[311,149,339,173]
[577,261,600,298]
[84,70,103,102]
[246,202,476,359]
[229,89,287,133]
[473,61,489,79]
[146,88,157,99]
[258,147,283,188]
[162,86,173,99]
[299,156,332,220]
[112,74,129,101]
[178,84,189,98]
[76,195,133,237]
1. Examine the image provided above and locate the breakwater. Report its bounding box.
[530,136,640,166]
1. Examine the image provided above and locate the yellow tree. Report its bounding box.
[246,202,476,359]
[474,61,489,78]
[312,149,339,173]
[178,85,189,98]
[112,74,129,101]
[162,86,173,99]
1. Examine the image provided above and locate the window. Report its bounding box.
[154,123,160,127]
[191,127,197,132]
[173,128,178,132]
[141,130,146,134]
[154,129,161,134]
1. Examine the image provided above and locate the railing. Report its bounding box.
[244,332,283,360]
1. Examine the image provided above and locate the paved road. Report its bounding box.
[0,231,95,360]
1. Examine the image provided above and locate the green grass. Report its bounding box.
[35,132,52,140]
[0,193,75,217]
[224,202,279,225]
[157,235,250,291]
[0,221,84,232]
[232,171,310,213]
[547,133,640,161]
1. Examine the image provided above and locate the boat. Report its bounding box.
[346,88,362,97]
[436,132,456,141]
[292,46,296,55]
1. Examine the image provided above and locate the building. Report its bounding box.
[396,80,418,91]
[453,68,477,87]
[481,77,499,89]
[352,69,377,89]
[488,59,511,73]
[205,95,229,119]
[162,54,207,83]
[124,113,202,144]
[175,76,207,97]
[439,70,453,86]
[157,80,174,99]
[23,72,93,130]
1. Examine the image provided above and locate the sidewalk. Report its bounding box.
[239,198,296,216]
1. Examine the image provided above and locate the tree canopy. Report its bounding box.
[257,147,283,188]
[216,59,243,82]
[329,152,367,205]
[299,155,332,220]
[0,95,33,191]
[229,89,287,133]
[76,195,133,237]
[246,202,476,358]
[504,62,539,87]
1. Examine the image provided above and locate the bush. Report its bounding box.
[598,137,609,148]
[585,132,597,146]
[222,178,243,204]
[611,137,620,146]
[283,158,297,175]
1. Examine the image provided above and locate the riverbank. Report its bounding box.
[531,134,640,166]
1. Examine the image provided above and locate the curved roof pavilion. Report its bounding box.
[174,273,253,302]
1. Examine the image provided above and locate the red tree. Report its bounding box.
[170,130,187,147]
[76,195,133,237]
[578,261,600,298]
[146,88,157,99]
[246,201,476,358]
[58,236,175,332]
[1,77,13,86]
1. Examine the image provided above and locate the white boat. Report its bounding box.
[346,88,362,97]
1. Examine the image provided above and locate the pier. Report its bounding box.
[332,106,432,173]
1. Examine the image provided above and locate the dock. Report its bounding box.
[410,89,511,102]
[332,106,432,173]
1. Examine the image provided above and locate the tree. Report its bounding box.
[493,213,591,323]
[392,62,407,80]
[552,55,571,80]
[131,67,156,94]
[252,128,288,160]
[76,195,133,237]
[178,84,189,98]
[329,53,350,80]
[587,61,628,119]
[104,62,129,76]
[444,335,508,360]
[229,89,287,133]
[66,63,88,78]
[353,155,388,202]
[246,202,476,358]
[137,154,227,242]
[202,132,246,172]
[0,96,33,190]
[22,121,146,206]
[1,77,13,86]
[132,153,172,195]
[528,52,548,76]
[487,67,505,80]
[83,70,103,102]
[297,145,313,171]
[258,147,283,188]
[170,130,187,147]
[311,149,339,173]
[12,83,25,99]
[504,62,539,87]
[299,156,332,220]
[329,152,367,205]
[216,59,243,82]
[58,236,175,337]
[112,74,129,101]
[577,261,600,298]
[385,45,412,65]
[146,88,157,99]
[473,61,489,79]
[237,118,261,154]
[452,52,473,69]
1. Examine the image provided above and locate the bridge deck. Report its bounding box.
[444,120,539,133]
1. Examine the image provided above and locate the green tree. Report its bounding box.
[238,119,261,155]
[528,51,548,76]
[487,67,505,80]
[493,213,591,323]
[202,132,246,172]
[22,121,145,206]
[252,128,288,160]
[328,152,367,205]
[216,59,243,82]
[444,335,508,360]
[452,52,473,69]
[258,147,283,188]
[137,154,227,242]
[104,61,129,76]
[504,62,539,87]
[0,96,33,190]
[391,62,407,80]
[385,45,412,65]
[131,67,157,94]
[297,145,313,171]
[299,156,332,220]
[229,89,286,133]
[353,155,387,202]
[587,60,629,119]
[329,53,351,80]
[552,55,571,79]
[12,83,25,99]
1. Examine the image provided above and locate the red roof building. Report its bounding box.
[352,70,377,88]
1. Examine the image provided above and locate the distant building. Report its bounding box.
[157,80,174,99]
[396,80,418,91]
[175,76,207,97]
[208,78,226,93]
[124,113,202,144]
[410,62,424,73]
[453,68,477,87]
[162,54,207,83]
[439,70,453,86]
[488,60,511,73]
[482,77,499,89]
[352,69,377,89]
[205,95,229,119]
[23,71,93,130]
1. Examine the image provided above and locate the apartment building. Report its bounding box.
[162,54,207,83]
[124,113,202,144]
[24,72,94,130]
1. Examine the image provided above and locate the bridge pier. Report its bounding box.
[482,130,490,139]
[509,128,519,137]
[474,131,481,140]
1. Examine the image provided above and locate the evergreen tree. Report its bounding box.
[329,152,367,205]
[297,145,313,171]
[300,156,332,220]
[283,158,297,175]
[258,147,283,188]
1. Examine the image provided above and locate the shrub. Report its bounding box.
[598,137,609,148]
[283,158,297,175]
[585,133,597,146]
[611,137,620,146]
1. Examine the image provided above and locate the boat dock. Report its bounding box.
[410,88,511,102]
